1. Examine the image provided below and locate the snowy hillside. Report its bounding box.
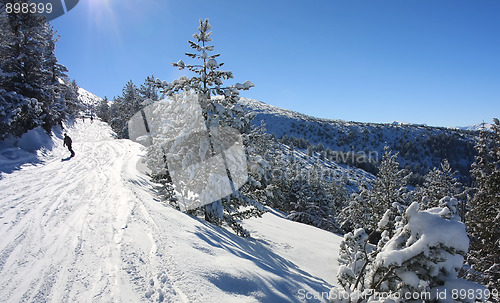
[275,142,375,193]
[239,98,477,184]
[78,87,103,108]
[0,120,342,302]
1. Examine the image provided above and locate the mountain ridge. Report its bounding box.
[78,88,479,185]
[238,97,477,185]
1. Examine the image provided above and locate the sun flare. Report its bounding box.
[85,0,121,42]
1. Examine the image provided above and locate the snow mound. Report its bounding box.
[0,126,56,176]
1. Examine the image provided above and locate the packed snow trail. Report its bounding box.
[0,120,341,302]
[0,120,160,302]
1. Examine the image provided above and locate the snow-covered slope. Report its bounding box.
[78,87,103,108]
[0,120,341,302]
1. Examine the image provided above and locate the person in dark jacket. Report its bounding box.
[63,134,75,157]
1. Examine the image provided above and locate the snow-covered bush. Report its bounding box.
[332,202,486,303]
[337,228,373,290]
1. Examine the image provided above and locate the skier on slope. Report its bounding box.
[63,133,75,157]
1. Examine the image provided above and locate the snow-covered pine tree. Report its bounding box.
[332,202,486,303]
[139,75,160,101]
[467,119,500,292]
[338,184,372,232]
[419,159,462,209]
[240,121,281,208]
[369,202,484,302]
[50,76,74,124]
[61,79,81,117]
[106,75,157,136]
[0,4,75,139]
[40,24,80,124]
[336,228,373,292]
[0,7,44,138]
[368,145,412,232]
[288,163,328,229]
[250,132,302,212]
[148,18,254,131]
[147,19,263,236]
[284,159,345,233]
[96,97,110,123]
[109,80,142,138]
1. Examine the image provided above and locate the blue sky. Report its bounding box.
[50,0,500,127]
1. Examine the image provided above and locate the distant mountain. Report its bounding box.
[457,122,492,131]
[390,121,426,127]
[239,98,478,185]
[78,87,103,116]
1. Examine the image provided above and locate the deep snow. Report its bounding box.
[0,120,342,302]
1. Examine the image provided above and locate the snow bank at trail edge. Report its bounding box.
[0,126,55,176]
[0,119,342,303]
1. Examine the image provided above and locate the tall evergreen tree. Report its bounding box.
[1,7,45,138]
[96,97,110,123]
[147,19,262,236]
[368,146,412,232]
[467,119,500,291]
[148,18,254,132]
[0,4,77,139]
[61,79,81,116]
[109,80,142,138]
[139,75,160,101]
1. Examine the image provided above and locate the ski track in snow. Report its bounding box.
[0,120,341,303]
[0,121,184,302]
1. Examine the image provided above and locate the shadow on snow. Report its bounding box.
[0,122,71,178]
[191,219,332,303]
